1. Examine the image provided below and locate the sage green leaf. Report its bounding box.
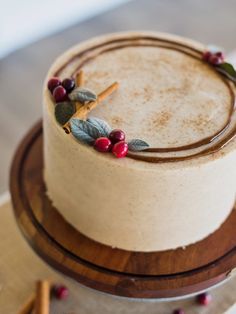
[69,87,97,103]
[87,117,112,137]
[217,62,236,82]
[55,102,76,125]
[128,139,150,151]
[70,118,101,145]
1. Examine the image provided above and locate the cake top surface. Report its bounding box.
[78,47,231,148]
[44,32,236,167]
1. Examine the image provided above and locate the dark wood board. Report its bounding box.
[10,121,236,298]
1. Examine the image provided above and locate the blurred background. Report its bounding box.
[1,0,236,194]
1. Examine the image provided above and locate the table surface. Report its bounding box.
[0,195,236,314]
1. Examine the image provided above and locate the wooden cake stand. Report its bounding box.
[10,121,236,299]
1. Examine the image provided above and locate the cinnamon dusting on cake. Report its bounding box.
[182,114,214,133]
[130,90,143,98]
[143,85,154,102]
[111,116,125,126]
[130,85,154,103]
[152,111,173,128]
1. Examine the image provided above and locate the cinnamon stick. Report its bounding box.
[17,293,35,314]
[75,70,84,111]
[76,70,84,86]
[63,81,119,133]
[34,280,50,314]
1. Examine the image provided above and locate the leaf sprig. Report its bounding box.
[203,47,236,83]
[70,117,150,152]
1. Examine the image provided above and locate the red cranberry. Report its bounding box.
[197,292,212,306]
[215,51,224,60]
[109,129,125,144]
[94,137,112,152]
[53,86,67,102]
[62,78,75,93]
[53,285,69,300]
[173,309,185,314]
[202,51,212,61]
[47,77,61,93]
[209,54,223,65]
[112,141,128,158]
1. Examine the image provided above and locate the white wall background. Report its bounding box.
[0,0,131,59]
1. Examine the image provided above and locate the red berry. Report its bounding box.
[197,292,212,306]
[215,51,224,60]
[202,51,212,61]
[173,309,185,314]
[53,285,69,300]
[94,137,112,152]
[47,77,61,93]
[53,86,67,102]
[109,129,125,144]
[62,78,75,93]
[112,141,128,158]
[209,54,223,65]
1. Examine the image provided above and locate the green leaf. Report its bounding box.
[55,102,76,125]
[217,62,236,82]
[70,118,101,145]
[87,117,112,137]
[128,139,150,151]
[219,62,236,77]
[69,87,97,103]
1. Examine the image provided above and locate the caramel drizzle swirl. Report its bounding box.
[53,36,236,163]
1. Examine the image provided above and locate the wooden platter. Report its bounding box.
[10,121,236,299]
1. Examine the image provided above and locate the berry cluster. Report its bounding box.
[202,50,224,65]
[48,77,75,102]
[94,129,128,158]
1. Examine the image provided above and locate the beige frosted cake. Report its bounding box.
[43,31,236,252]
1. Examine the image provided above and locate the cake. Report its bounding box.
[43,31,236,252]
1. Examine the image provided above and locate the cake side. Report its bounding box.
[43,31,236,251]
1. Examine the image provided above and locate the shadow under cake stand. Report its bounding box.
[10,120,236,299]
